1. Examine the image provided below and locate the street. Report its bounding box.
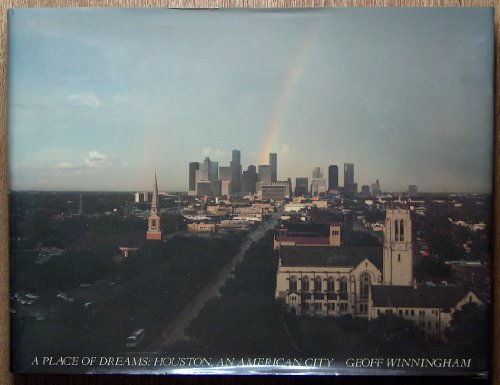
[146,210,282,352]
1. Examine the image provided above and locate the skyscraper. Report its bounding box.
[189,162,200,192]
[312,167,323,179]
[258,165,272,185]
[209,160,218,182]
[146,173,162,241]
[344,163,354,185]
[232,149,241,164]
[219,166,231,181]
[242,165,257,194]
[269,153,277,182]
[328,165,339,191]
[311,167,326,196]
[230,149,242,193]
[295,177,308,196]
[371,179,381,197]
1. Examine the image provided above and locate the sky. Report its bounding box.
[8,8,494,193]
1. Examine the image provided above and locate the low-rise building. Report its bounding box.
[187,223,217,233]
[369,285,483,341]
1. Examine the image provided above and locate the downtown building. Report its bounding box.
[343,163,357,197]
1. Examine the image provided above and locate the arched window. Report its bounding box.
[289,276,297,292]
[394,220,399,241]
[359,272,371,300]
[399,220,404,242]
[327,277,335,292]
[339,278,347,293]
[302,276,310,292]
[314,276,322,292]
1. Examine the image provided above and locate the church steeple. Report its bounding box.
[150,173,159,216]
[146,173,162,241]
[383,204,412,286]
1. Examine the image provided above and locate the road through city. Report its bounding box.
[146,210,282,352]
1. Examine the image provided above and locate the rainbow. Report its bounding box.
[258,16,323,165]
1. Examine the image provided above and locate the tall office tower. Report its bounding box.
[242,165,257,194]
[195,158,211,196]
[232,149,241,164]
[209,160,219,182]
[344,163,354,185]
[269,153,277,182]
[219,166,231,181]
[311,167,327,196]
[258,165,272,185]
[295,177,308,196]
[287,178,292,197]
[408,185,418,198]
[361,185,371,197]
[200,157,211,172]
[328,165,339,190]
[312,166,323,179]
[230,149,242,193]
[146,173,162,241]
[371,179,381,197]
[343,163,356,198]
[189,162,200,193]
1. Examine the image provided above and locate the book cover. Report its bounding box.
[8,7,493,377]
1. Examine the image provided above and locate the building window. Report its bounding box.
[359,304,368,313]
[400,220,404,242]
[377,309,380,315]
[327,277,335,292]
[151,219,156,227]
[302,276,309,292]
[405,309,409,316]
[315,303,322,311]
[399,309,402,316]
[411,310,415,316]
[314,276,322,292]
[340,303,348,312]
[339,278,347,293]
[289,276,297,292]
[359,272,371,300]
[395,220,399,241]
[398,254,401,262]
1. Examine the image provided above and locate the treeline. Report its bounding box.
[173,230,294,356]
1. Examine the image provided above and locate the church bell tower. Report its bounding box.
[146,173,162,241]
[383,204,412,286]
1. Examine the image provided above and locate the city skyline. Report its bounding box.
[8,8,494,193]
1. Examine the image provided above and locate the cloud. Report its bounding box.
[55,161,76,169]
[84,150,108,167]
[68,92,101,108]
[201,147,212,157]
[280,143,290,153]
[201,147,227,159]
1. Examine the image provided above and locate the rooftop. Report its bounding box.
[280,245,382,268]
[371,285,473,309]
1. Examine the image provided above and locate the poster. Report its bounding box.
[8,8,493,376]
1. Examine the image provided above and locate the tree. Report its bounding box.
[446,302,489,358]
[367,314,426,355]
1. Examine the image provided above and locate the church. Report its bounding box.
[274,205,482,340]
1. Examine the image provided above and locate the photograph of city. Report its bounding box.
[8,8,493,376]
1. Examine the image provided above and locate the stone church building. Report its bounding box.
[274,206,482,340]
